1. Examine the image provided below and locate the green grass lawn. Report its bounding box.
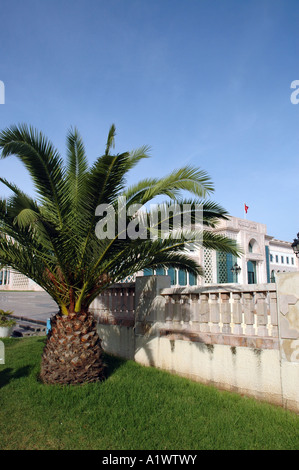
[1,336,299,450]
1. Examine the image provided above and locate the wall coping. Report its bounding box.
[160,282,277,296]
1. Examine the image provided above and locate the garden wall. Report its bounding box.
[90,273,299,413]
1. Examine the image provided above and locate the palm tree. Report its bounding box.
[0,123,240,385]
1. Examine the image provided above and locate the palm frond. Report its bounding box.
[65,127,88,203]
[123,166,214,208]
[0,124,66,226]
[0,122,241,314]
[202,230,242,256]
[105,124,116,156]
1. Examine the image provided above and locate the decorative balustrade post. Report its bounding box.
[116,289,122,313]
[269,291,278,337]
[256,292,269,337]
[164,295,172,326]
[199,293,210,332]
[173,294,182,325]
[232,293,243,335]
[128,288,135,314]
[107,289,113,315]
[111,289,117,313]
[190,294,200,329]
[122,288,128,312]
[103,291,109,313]
[182,295,191,326]
[221,293,231,334]
[243,292,255,336]
[209,293,220,333]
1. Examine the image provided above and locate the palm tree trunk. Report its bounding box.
[40,312,106,385]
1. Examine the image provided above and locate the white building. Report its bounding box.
[0,267,43,291]
[142,216,299,286]
[0,216,298,290]
[269,238,298,282]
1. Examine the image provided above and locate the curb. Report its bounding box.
[10,315,48,326]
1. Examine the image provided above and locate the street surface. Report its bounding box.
[0,291,58,324]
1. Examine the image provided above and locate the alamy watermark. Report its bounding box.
[0,340,4,364]
[0,80,5,104]
[290,80,299,104]
[95,197,203,242]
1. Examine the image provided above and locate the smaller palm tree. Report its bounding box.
[0,124,240,384]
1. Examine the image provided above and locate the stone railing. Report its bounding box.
[158,284,279,349]
[90,282,135,327]
[94,274,299,413]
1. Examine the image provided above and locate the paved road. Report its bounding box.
[0,291,58,324]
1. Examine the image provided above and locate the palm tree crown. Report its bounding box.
[0,124,240,315]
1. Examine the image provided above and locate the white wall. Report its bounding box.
[96,274,299,413]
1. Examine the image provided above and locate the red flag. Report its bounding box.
[244,204,249,214]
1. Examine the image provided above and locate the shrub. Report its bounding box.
[0,310,16,327]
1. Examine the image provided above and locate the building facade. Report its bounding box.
[0,216,298,290]
[142,216,299,287]
[268,238,298,282]
[0,267,43,291]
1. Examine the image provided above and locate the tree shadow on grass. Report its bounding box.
[103,353,127,380]
[0,365,33,388]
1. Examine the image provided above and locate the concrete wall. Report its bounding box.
[276,272,299,412]
[134,336,283,406]
[94,273,299,413]
[99,324,135,360]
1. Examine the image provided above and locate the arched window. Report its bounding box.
[248,239,259,254]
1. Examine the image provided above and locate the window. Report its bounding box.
[270,254,273,262]
[247,260,257,284]
[281,256,284,264]
[156,268,165,276]
[0,269,9,285]
[178,269,187,286]
[286,257,289,264]
[275,255,279,263]
[292,258,294,265]
[143,268,154,276]
[189,272,197,286]
[167,268,177,285]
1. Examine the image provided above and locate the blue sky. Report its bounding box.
[0,0,299,242]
